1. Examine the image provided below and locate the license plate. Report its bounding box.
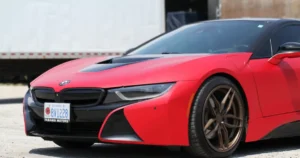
[44,103,70,123]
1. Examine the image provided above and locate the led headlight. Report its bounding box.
[103,83,174,104]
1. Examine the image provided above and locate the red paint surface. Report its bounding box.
[29,52,300,145]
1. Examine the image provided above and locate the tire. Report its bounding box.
[185,76,246,158]
[53,140,94,149]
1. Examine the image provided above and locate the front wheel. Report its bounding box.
[186,76,246,158]
[53,140,94,149]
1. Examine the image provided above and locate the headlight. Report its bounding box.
[103,83,174,104]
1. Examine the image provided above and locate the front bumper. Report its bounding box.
[23,81,200,146]
[23,90,138,142]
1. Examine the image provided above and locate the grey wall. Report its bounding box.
[208,0,221,19]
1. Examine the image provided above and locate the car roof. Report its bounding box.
[202,17,300,23]
[192,18,300,30]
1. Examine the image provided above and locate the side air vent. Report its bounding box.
[97,57,158,64]
[98,59,113,64]
[81,56,160,72]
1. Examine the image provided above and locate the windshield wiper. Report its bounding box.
[160,52,181,54]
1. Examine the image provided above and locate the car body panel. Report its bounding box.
[31,53,249,91]
[247,111,300,142]
[24,18,300,150]
[27,52,268,144]
[98,80,199,145]
[249,58,300,116]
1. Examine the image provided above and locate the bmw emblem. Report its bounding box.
[59,80,70,86]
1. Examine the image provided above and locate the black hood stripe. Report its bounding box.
[80,56,160,72]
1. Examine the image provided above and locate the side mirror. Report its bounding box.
[268,42,300,65]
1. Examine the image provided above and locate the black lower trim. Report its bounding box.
[31,87,106,107]
[262,121,300,140]
[32,132,98,142]
[34,120,102,135]
[24,90,135,142]
[28,96,133,122]
[101,109,142,142]
[24,91,35,135]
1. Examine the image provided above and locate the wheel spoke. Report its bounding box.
[203,85,245,152]
[208,98,217,116]
[217,127,224,149]
[224,114,243,121]
[221,124,229,147]
[204,119,216,130]
[211,94,221,112]
[224,122,242,128]
[225,91,236,114]
[206,123,219,139]
[221,88,232,112]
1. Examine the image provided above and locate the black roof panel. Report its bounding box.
[204,18,300,23]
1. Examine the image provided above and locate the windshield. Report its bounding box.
[128,21,269,55]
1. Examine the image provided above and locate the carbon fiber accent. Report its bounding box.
[101,109,142,142]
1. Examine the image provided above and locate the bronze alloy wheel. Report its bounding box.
[186,76,246,158]
[202,85,245,152]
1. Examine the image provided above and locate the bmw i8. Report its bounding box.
[23,18,300,158]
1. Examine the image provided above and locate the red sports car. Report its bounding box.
[23,18,300,158]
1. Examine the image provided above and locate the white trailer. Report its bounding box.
[0,0,220,83]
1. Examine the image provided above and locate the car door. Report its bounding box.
[248,24,300,117]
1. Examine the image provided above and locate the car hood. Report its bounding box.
[31,53,252,91]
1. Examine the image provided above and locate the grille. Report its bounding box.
[32,88,105,107]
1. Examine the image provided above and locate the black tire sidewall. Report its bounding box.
[189,76,246,158]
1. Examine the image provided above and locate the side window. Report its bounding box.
[271,25,300,54]
[255,39,272,58]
